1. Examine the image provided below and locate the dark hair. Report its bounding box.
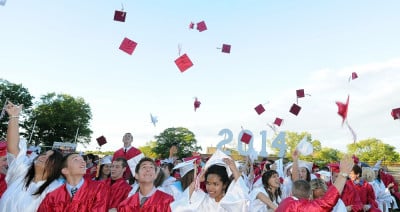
[292,180,311,199]
[86,153,95,161]
[154,167,166,187]
[352,165,362,176]
[24,150,63,196]
[262,170,281,204]
[95,164,111,181]
[161,162,174,173]
[135,157,156,174]
[205,164,231,193]
[180,169,194,190]
[60,153,80,178]
[114,157,128,168]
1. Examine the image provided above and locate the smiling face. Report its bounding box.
[102,164,111,176]
[268,173,281,189]
[299,167,308,180]
[206,173,227,202]
[135,160,156,184]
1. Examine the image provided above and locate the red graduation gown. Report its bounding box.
[0,173,6,198]
[112,147,142,179]
[348,179,379,211]
[118,190,174,212]
[106,178,131,209]
[276,186,340,212]
[381,171,400,200]
[37,179,110,212]
[340,180,364,212]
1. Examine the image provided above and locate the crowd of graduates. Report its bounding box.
[1,101,400,212]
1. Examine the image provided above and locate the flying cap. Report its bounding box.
[221,44,231,53]
[150,113,158,127]
[194,97,201,111]
[96,135,107,146]
[119,37,137,55]
[240,132,252,144]
[204,149,232,177]
[173,159,196,177]
[0,0,6,6]
[0,141,6,157]
[114,10,126,22]
[175,53,193,72]
[296,89,305,98]
[289,103,301,116]
[254,104,265,115]
[127,153,145,176]
[351,72,358,80]
[189,22,195,29]
[196,21,207,32]
[391,108,400,120]
[296,137,313,156]
[336,95,349,125]
[274,117,283,126]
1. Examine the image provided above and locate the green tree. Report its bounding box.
[26,93,92,147]
[313,147,343,167]
[152,127,202,159]
[347,138,400,163]
[138,141,158,158]
[0,79,34,138]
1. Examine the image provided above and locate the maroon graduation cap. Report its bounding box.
[114,10,126,22]
[336,95,350,125]
[289,103,301,116]
[175,53,193,72]
[196,21,207,32]
[254,104,266,115]
[96,136,107,146]
[240,132,252,144]
[221,44,231,53]
[391,108,400,120]
[194,97,201,111]
[274,117,283,126]
[119,37,137,55]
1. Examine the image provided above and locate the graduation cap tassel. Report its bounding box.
[0,99,8,120]
[74,127,79,143]
[28,120,37,144]
[345,121,357,144]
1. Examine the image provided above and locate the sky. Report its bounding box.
[1,1,400,155]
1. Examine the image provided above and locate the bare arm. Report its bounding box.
[291,149,300,181]
[257,192,277,210]
[333,154,353,194]
[224,158,240,181]
[5,101,22,156]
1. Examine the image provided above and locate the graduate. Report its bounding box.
[112,132,142,180]
[0,102,64,211]
[118,157,174,211]
[170,149,250,212]
[249,170,282,212]
[106,158,132,210]
[37,153,110,211]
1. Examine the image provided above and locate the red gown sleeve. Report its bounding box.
[108,179,131,209]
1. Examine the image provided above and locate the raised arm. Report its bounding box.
[291,149,300,181]
[224,158,240,181]
[333,154,353,194]
[5,101,23,156]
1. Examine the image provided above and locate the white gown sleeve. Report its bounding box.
[249,187,268,212]
[6,139,30,184]
[219,177,250,212]
[170,186,206,212]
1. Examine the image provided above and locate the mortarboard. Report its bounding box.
[221,44,231,53]
[0,0,6,6]
[127,153,144,177]
[204,149,232,177]
[274,117,283,126]
[194,97,201,111]
[175,53,193,72]
[328,163,340,173]
[289,103,301,116]
[351,72,358,80]
[254,104,265,115]
[114,10,126,22]
[173,159,196,177]
[296,137,313,156]
[196,21,207,32]
[119,37,137,55]
[101,156,112,165]
[0,141,6,157]
[150,113,158,126]
[240,132,252,144]
[189,22,195,29]
[183,155,201,163]
[336,95,350,125]
[96,135,107,146]
[391,108,400,120]
[296,89,305,98]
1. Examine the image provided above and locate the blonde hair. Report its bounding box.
[362,167,375,182]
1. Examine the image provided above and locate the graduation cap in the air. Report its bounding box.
[289,103,301,116]
[119,37,137,55]
[96,135,107,146]
[150,113,158,127]
[336,95,350,125]
[194,97,201,111]
[196,21,207,32]
[391,108,400,120]
[175,53,193,72]
[114,10,126,22]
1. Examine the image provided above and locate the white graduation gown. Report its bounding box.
[170,177,250,212]
[249,187,281,212]
[0,140,62,212]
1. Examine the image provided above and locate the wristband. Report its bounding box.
[339,172,349,178]
[9,116,19,119]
